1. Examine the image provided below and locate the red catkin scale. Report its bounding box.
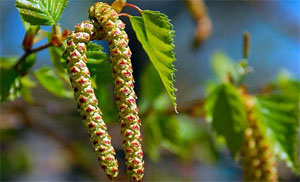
[65,20,118,179]
[89,2,144,182]
[240,93,278,182]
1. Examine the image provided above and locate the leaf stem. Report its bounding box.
[14,42,53,69]
[119,13,132,18]
[125,3,142,14]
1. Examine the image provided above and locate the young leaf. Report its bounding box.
[34,66,72,98]
[20,76,36,104]
[211,52,240,83]
[16,0,68,25]
[256,95,299,173]
[205,83,247,157]
[0,57,21,102]
[130,10,177,112]
[48,45,68,81]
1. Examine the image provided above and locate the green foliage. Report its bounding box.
[256,95,299,173]
[274,71,300,100]
[47,31,68,81]
[161,115,218,163]
[130,10,177,112]
[16,0,68,25]
[143,114,163,161]
[85,43,112,85]
[205,83,247,157]
[211,52,240,83]
[0,57,20,102]
[18,54,36,74]
[139,63,166,113]
[21,17,40,32]
[20,76,36,104]
[0,148,30,181]
[140,64,217,163]
[34,66,72,98]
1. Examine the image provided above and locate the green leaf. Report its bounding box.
[130,10,177,112]
[46,32,68,81]
[34,66,72,98]
[139,63,166,113]
[48,45,68,81]
[143,114,163,161]
[16,0,68,25]
[20,76,36,104]
[205,83,247,157]
[159,115,180,142]
[211,52,240,83]
[85,42,111,85]
[93,84,118,124]
[256,95,299,173]
[275,71,300,100]
[18,54,36,74]
[0,57,21,102]
[161,115,219,163]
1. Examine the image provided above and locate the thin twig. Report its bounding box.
[13,42,53,69]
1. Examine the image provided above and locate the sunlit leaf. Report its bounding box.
[130,10,177,112]
[256,95,299,173]
[34,66,72,98]
[211,52,240,83]
[16,0,68,25]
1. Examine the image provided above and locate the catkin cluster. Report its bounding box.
[65,20,118,179]
[89,2,144,181]
[240,94,278,182]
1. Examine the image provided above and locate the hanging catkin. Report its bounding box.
[240,93,278,182]
[89,2,144,181]
[65,20,118,179]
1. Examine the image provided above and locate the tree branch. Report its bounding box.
[13,42,53,69]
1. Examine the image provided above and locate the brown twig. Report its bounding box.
[13,42,53,70]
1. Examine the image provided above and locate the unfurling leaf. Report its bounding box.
[130,10,177,112]
[16,0,68,25]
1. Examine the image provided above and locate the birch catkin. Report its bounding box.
[89,3,144,181]
[240,94,278,182]
[65,20,118,179]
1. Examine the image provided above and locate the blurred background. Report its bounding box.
[0,0,299,181]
